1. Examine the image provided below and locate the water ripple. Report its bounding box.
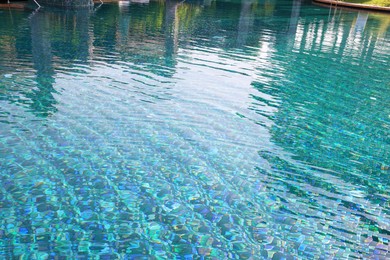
[1,0,390,258]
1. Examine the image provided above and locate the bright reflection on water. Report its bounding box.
[0,0,389,258]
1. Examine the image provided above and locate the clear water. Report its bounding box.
[0,0,389,258]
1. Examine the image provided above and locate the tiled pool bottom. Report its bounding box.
[1,0,390,258]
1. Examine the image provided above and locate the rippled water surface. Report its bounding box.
[1,0,390,258]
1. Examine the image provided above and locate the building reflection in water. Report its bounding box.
[0,0,388,151]
[0,2,389,178]
[29,11,57,117]
[249,3,390,253]
[0,9,92,117]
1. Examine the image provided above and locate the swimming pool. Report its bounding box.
[0,0,389,258]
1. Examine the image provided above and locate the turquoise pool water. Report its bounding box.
[0,0,389,258]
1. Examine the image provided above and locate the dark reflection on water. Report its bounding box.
[0,0,389,258]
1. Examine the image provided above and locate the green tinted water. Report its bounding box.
[0,0,389,258]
